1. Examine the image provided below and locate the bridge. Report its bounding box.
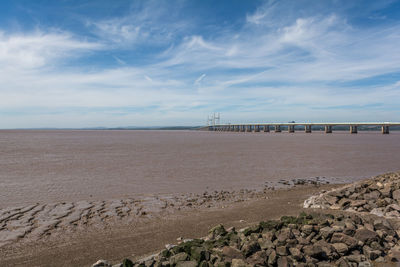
[207,122,400,134]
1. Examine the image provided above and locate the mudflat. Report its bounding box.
[1,130,399,207]
[0,185,339,267]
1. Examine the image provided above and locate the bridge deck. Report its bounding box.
[214,122,400,126]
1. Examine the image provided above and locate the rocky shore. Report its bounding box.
[92,172,400,267]
[93,212,400,267]
[304,172,400,219]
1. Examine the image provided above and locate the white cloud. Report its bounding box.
[194,74,206,85]
[0,30,101,70]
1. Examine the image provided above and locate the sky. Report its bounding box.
[1,0,400,128]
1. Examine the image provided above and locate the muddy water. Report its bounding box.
[0,130,399,208]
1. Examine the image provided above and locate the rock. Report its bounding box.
[338,198,351,208]
[231,259,247,267]
[323,195,338,205]
[301,225,314,235]
[319,226,335,239]
[93,260,112,267]
[350,200,367,207]
[121,259,134,267]
[165,244,176,250]
[258,238,274,250]
[144,258,155,267]
[276,246,287,256]
[176,261,198,267]
[364,191,380,200]
[332,243,348,255]
[268,250,277,265]
[386,210,400,218]
[242,224,261,236]
[336,258,351,267]
[345,254,366,263]
[363,246,381,260]
[241,241,260,257]
[209,224,227,237]
[331,233,358,249]
[276,256,294,266]
[387,204,400,211]
[370,208,384,217]
[222,246,243,260]
[373,219,392,231]
[170,252,188,264]
[392,189,400,200]
[358,262,372,267]
[302,245,328,260]
[289,247,302,260]
[246,250,267,265]
[277,228,294,243]
[354,229,379,244]
[190,246,207,262]
[380,186,392,198]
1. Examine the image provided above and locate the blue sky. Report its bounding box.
[1,0,400,128]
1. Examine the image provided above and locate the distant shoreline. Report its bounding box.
[1,126,400,131]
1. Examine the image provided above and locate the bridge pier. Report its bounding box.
[246,125,252,132]
[382,126,389,134]
[240,125,245,132]
[288,125,295,133]
[254,125,260,132]
[350,125,358,134]
[325,125,332,133]
[305,125,312,133]
[275,125,281,133]
[264,125,270,132]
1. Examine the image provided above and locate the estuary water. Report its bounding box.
[1,130,399,208]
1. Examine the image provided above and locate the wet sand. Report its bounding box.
[1,130,399,266]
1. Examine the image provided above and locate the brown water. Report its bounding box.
[1,130,399,208]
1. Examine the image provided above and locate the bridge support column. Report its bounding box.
[288,125,295,133]
[246,125,252,132]
[325,125,332,133]
[382,126,389,134]
[350,125,358,134]
[254,125,260,132]
[305,125,312,133]
[275,125,281,133]
[264,125,270,132]
[234,125,239,132]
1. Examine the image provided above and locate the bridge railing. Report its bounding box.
[207,122,400,134]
